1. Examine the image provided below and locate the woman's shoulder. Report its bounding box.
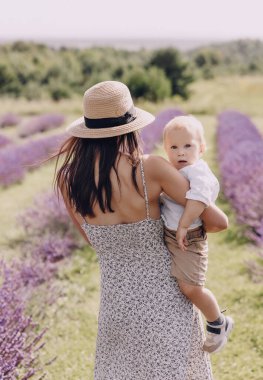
[143,154,169,166]
[142,154,173,177]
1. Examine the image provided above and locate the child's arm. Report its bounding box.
[176,161,219,250]
[176,200,206,250]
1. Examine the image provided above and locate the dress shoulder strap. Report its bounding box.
[139,158,150,220]
[79,213,87,225]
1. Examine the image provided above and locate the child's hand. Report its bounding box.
[176,226,188,251]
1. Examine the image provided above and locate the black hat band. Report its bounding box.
[84,106,136,129]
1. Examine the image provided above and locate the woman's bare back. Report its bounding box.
[88,154,162,225]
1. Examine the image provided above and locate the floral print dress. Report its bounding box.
[81,160,213,380]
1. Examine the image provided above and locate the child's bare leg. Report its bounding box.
[177,279,234,354]
[178,280,221,321]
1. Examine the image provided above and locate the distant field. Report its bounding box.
[141,75,263,126]
[1,75,263,379]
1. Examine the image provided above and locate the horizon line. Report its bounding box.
[1,35,262,42]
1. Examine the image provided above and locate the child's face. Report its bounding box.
[164,127,203,170]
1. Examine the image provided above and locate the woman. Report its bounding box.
[55,81,227,379]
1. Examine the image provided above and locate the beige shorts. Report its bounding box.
[164,225,208,286]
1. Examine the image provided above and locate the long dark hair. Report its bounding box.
[54,131,142,218]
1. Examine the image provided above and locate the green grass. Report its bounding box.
[1,75,263,379]
[39,248,99,379]
[0,162,54,260]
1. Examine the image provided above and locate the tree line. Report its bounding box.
[0,39,262,101]
[0,42,193,101]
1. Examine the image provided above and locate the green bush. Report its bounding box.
[124,66,171,102]
[24,81,43,100]
[0,63,21,96]
[48,82,71,101]
[149,48,194,99]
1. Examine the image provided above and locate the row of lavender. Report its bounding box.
[0,133,67,186]
[0,193,81,379]
[0,108,183,187]
[0,112,66,186]
[1,111,77,377]
[0,112,65,137]
[217,111,263,246]
[0,108,182,378]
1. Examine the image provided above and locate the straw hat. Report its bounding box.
[66,81,155,138]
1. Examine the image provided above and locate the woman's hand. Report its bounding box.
[201,203,228,232]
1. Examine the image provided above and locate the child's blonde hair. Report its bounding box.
[163,115,206,151]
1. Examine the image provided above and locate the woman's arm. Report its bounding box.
[201,203,229,232]
[146,155,228,233]
[147,155,189,206]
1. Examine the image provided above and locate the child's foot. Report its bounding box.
[203,315,234,354]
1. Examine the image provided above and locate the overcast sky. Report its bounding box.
[1,0,263,41]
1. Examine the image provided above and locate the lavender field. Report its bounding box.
[0,76,263,380]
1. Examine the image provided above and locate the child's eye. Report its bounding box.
[185,144,191,148]
[171,145,177,149]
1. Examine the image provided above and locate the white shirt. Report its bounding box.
[160,159,220,230]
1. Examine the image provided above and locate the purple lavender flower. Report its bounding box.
[217,110,263,246]
[31,233,77,263]
[0,261,47,379]
[0,133,67,187]
[0,187,80,377]
[17,191,73,236]
[17,257,57,287]
[0,190,78,377]
[18,114,65,138]
[0,144,26,186]
[19,133,67,169]
[0,113,21,128]
[17,191,81,265]
[0,133,12,149]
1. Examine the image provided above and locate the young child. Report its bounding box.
[160,115,234,354]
